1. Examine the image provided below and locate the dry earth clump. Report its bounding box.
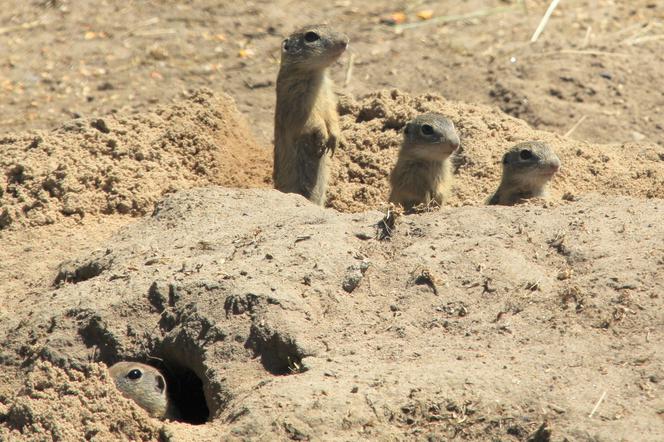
[3,88,661,228]
[0,361,165,441]
[0,188,661,441]
[0,89,270,229]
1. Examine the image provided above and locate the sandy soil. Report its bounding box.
[2,0,663,145]
[2,188,663,441]
[1,0,663,441]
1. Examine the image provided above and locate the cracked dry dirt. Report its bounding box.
[1,0,664,441]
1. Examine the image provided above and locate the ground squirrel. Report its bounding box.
[109,362,177,419]
[389,113,460,210]
[487,141,561,205]
[273,24,348,205]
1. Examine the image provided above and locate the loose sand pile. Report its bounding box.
[328,89,664,212]
[0,361,164,441]
[3,88,661,228]
[0,89,270,229]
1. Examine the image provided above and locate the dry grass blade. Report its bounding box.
[621,21,662,45]
[530,50,631,58]
[588,390,607,418]
[344,53,355,87]
[629,34,664,45]
[409,199,441,214]
[394,5,518,32]
[376,206,399,240]
[530,0,560,42]
[581,26,592,48]
[0,19,45,35]
[564,115,588,138]
[131,29,177,37]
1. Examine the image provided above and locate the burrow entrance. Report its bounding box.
[155,359,210,425]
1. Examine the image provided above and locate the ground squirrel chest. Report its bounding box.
[273,24,348,206]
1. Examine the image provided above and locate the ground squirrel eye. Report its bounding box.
[304,31,320,42]
[421,124,434,136]
[519,149,533,160]
[127,369,143,380]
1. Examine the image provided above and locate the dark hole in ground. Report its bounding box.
[156,360,210,425]
[79,314,121,363]
[102,355,210,424]
[246,325,306,375]
[54,252,113,285]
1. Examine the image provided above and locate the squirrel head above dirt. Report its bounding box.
[402,113,460,162]
[109,361,170,419]
[280,24,348,71]
[501,141,561,186]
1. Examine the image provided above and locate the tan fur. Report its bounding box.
[389,114,460,211]
[109,361,178,420]
[488,141,561,205]
[273,25,348,205]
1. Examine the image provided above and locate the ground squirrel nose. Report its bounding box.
[549,157,561,172]
[450,136,460,150]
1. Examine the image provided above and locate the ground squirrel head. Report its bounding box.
[280,24,348,71]
[109,362,169,418]
[501,141,560,187]
[401,113,460,162]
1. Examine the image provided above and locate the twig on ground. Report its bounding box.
[530,0,561,43]
[621,22,659,45]
[581,26,592,48]
[588,390,607,418]
[629,34,664,45]
[564,115,588,138]
[614,22,652,41]
[376,206,399,240]
[394,5,517,32]
[0,19,45,35]
[531,49,631,58]
[344,53,355,87]
[131,29,177,37]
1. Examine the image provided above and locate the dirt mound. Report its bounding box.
[1,188,661,440]
[328,90,664,212]
[0,361,165,441]
[0,89,270,229]
[5,86,661,229]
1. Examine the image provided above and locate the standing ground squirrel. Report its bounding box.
[487,141,561,205]
[273,24,348,205]
[109,362,178,420]
[389,113,460,210]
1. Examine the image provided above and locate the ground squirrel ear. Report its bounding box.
[282,39,290,52]
[156,374,165,393]
[403,124,410,135]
